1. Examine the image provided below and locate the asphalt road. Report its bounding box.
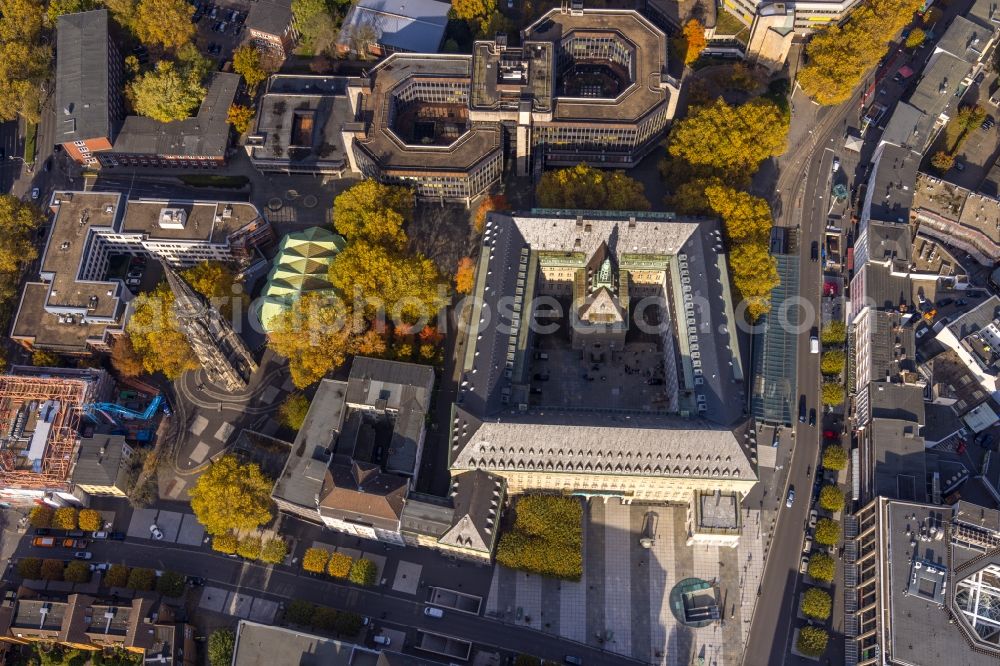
[0,120,21,193]
[11,537,635,666]
[742,80,867,666]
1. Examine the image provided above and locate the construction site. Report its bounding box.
[0,367,165,503]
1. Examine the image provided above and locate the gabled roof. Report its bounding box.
[319,460,407,530]
[438,470,503,553]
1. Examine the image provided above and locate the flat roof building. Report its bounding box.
[852,498,1000,665]
[344,8,678,203]
[11,191,273,356]
[248,75,355,175]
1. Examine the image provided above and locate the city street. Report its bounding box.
[742,78,866,666]
[8,519,637,666]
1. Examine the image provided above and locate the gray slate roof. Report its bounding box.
[271,379,347,510]
[113,73,239,158]
[451,407,755,481]
[55,10,115,143]
[439,470,503,553]
[246,0,293,37]
[72,434,128,491]
[347,357,434,477]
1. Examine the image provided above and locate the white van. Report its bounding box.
[373,635,391,646]
[424,607,445,618]
[809,336,820,354]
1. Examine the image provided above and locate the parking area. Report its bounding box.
[198,585,280,623]
[192,0,249,61]
[127,508,206,546]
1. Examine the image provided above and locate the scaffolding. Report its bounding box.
[0,375,89,491]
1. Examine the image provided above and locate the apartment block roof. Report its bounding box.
[114,73,239,158]
[861,310,917,383]
[121,198,261,244]
[55,10,115,144]
[318,460,407,531]
[935,14,994,64]
[273,358,434,525]
[867,382,925,425]
[10,192,129,353]
[346,357,434,477]
[866,144,920,224]
[338,0,449,53]
[232,620,360,666]
[946,294,1000,341]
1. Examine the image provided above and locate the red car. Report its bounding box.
[956,440,967,454]
[823,431,837,440]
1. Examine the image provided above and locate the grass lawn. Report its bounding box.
[715,8,750,36]
[178,174,250,188]
[23,122,37,165]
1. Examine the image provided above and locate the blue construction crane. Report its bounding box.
[83,395,164,425]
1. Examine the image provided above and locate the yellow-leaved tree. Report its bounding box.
[798,0,923,105]
[328,240,448,324]
[189,455,273,535]
[126,284,199,379]
[266,293,356,389]
[535,163,651,211]
[667,99,789,183]
[332,180,413,249]
[133,0,195,50]
[673,19,706,65]
[704,185,774,245]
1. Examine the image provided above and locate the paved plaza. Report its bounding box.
[485,500,766,665]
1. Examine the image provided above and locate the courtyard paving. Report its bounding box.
[484,500,765,665]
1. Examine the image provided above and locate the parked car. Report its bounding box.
[66,531,84,538]
[373,635,391,646]
[33,528,51,536]
[832,156,840,172]
[799,555,809,575]
[936,297,954,307]
[564,658,583,666]
[32,537,55,548]
[808,509,818,529]
[786,487,795,508]
[149,524,164,540]
[803,536,813,554]
[424,607,444,618]
[73,551,92,560]
[808,409,817,427]
[956,299,967,306]
[31,188,39,200]
[955,160,966,172]
[533,373,549,381]
[108,532,126,541]
[63,538,87,549]
[968,290,984,298]
[90,562,110,572]
[91,531,108,540]
[186,576,206,586]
